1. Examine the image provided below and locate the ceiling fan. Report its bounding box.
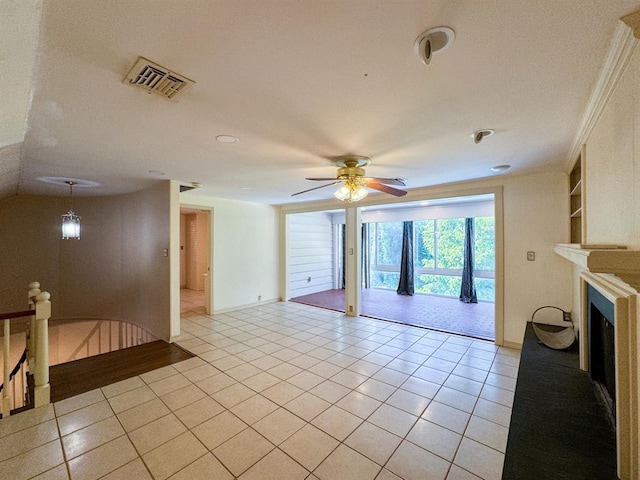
[292,155,408,202]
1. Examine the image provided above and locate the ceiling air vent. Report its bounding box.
[179,182,201,193]
[124,57,195,100]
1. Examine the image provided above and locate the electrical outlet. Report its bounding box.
[527,251,535,261]
[258,295,262,301]
[307,277,311,282]
[563,311,572,323]
[349,305,353,312]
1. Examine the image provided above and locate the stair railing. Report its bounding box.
[1,282,51,417]
[63,319,156,363]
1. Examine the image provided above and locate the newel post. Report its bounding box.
[2,316,10,415]
[27,282,41,369]
[33,291,51,407]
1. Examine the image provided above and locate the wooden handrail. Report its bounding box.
[0,310,33,321]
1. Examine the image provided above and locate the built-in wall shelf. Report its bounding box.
[569,149,585,243]
[554,243,640,289]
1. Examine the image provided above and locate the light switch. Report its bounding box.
[527,251,535,261]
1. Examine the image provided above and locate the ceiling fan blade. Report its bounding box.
[305,177,340,181]
[366,181,408,197]
[291,181,342,197]
[363,177,406,186]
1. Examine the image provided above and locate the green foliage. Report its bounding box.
[414,221,434,268]
[375,222,403,265]
[367,216,496,302]
[435,218,465,269]
[415,274,462,296]
[474,217,495,271]
[371,271,400,289]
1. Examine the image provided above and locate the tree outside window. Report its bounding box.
[369,217,495,301]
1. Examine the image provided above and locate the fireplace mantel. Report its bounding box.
[554,243,640,289]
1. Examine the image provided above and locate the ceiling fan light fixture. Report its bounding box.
[334,179,368,202]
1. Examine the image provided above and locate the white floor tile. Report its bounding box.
[3,304,521,480]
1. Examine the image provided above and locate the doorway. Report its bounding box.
[180,208,211,314]
[287,194,497,340]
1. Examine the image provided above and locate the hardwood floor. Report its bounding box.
[49,340,194,403]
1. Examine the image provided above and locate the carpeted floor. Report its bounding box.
[291,288,495,340]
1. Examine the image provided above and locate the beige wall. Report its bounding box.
[179,194,280,312]
[568,43,640,332]
[501,173,573,342]
[0,182,172,340]
[585,44,639,248]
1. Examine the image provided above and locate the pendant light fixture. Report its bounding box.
[61,181,81,239]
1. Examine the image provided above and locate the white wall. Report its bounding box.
[179,193,280,312]
[0,182,172,340]
[288,212,334,298]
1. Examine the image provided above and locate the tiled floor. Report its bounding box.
[180,288,205,313]
[0,301,519,479]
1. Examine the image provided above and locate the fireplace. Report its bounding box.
[580,272,638,480]
[587,284,616,422]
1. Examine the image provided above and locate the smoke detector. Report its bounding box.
[124,56,195,100]
[414,26,455,65]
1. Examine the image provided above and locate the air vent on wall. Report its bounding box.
[124,57,195,100]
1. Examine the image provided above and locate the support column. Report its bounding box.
[344,206,361,317]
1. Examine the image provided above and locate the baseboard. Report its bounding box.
[212,298,281,315]
[502,339,522,350]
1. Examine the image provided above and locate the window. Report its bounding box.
[368,217,495,301]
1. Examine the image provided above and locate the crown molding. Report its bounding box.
[564,20,639,171]
[621,9,640,38]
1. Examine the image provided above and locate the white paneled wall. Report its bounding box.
[289,212,335,298]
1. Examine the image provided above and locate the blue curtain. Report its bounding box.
[397,221,414,296]
[460,217,478,303]
[361,223,370,288]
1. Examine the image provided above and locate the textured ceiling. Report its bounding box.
[4,0,640,204]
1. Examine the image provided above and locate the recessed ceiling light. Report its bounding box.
[239,186,251,190]
[216,135,238,144]
[148,170,166,176]
[472,129,495,144]
[414,26,455,65]
[491,164,511,172]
